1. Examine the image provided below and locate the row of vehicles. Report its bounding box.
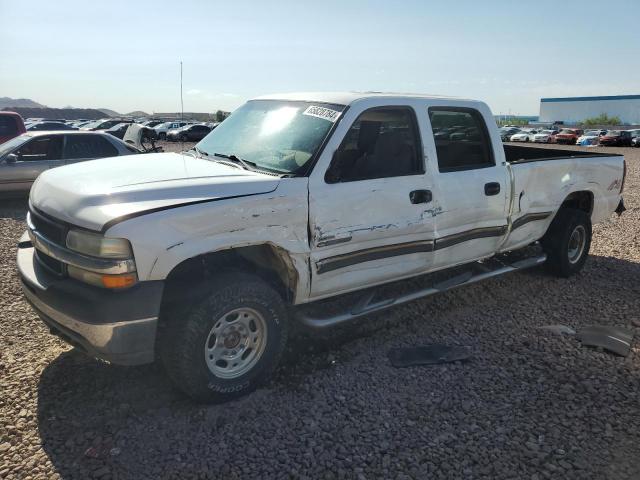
[500,126,640,147]
[20,117,219,142]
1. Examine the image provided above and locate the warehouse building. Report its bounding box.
[539,95,640,124]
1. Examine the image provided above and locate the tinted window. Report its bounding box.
[428,107,494,172]
[328,107,422,182]
[64,135,118,159]
[0,116,18,136]
[15,136,63,161]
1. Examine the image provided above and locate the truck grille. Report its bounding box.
[29,208,68,246]
[28,207,68,276]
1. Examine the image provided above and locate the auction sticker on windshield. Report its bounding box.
[303,106,341,122]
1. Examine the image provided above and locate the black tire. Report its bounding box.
[541,208,592,278]
[160,273,289,403]
[180,134,188,142]
[159,132,166,140]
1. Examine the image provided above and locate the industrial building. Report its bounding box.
[539,95,640,125]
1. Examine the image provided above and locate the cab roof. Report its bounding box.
[254,91,471,106]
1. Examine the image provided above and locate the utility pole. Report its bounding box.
[180,61,184,121]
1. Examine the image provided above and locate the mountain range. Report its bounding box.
[1,97,149,117]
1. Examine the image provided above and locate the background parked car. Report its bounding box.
[166,124,212,142]
[599,130,632,147]
[499,127,521,141]
[555,128,583,145]
[0,131,136,194]
[627,129,640,140]
[26,121,77,131]
[510,129,539,142]
[142,120,164,128]
[0,112,26,145]
[532,130,557,143]
[154,121,190,140]
[105,122,133,139]
[576,129,605,146]
[81,119,133,131]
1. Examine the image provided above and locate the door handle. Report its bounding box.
[409,189,432,204]
[484,182,501,196]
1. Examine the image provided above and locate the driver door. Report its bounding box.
[308,105,436,299]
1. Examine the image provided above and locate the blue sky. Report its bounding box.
[1,0,638,115]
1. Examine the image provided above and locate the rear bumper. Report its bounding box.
[17,235,164,365]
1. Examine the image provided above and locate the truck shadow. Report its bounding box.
[35,254,640,478]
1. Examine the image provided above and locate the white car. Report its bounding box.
[510,130,538,142]
[533,130,557,143]
[154,121,190,140]
[18,92,626,402]
[576,130,604,146]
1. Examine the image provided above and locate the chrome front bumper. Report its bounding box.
[17,234,163,365]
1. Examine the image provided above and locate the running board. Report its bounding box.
[294,253,547,329]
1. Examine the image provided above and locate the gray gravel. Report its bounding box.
[1,143,639,479]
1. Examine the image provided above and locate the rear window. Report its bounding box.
[428,107,494,172]
[64,135,118,159]
[0,116,18,136]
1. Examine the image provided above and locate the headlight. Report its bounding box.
[66,229,133,259]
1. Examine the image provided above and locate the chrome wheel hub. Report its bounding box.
[204,307,267,379]
[567,225,586,264]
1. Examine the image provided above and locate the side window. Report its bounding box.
[64,135,118,159]
[327,107,422,183]
[15,136,63,161]
[0,116,18,136]
[428,107,494,172]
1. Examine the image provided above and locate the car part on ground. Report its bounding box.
[576,325,634,357]
[387,344,472,367]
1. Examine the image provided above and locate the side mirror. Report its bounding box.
[5,153,19,164]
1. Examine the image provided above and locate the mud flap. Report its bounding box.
[615,199,626,216]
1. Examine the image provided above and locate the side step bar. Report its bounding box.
[294,254,547,329]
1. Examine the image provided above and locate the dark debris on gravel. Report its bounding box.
[1,144,639,479]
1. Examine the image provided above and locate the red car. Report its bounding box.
[555,128,583,145]
[0,112,26,145]
[599,130,632,147]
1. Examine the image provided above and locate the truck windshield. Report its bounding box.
[195,100,346,174]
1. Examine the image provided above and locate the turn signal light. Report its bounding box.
[101,273,137,289]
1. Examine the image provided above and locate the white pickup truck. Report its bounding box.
[17,92,626,402]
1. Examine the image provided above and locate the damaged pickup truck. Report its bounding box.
[17,92,626,402]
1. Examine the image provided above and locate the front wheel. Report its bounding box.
[541,208,592,277]
[160,273,289,403]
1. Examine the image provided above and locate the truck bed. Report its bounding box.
[504,144,621,164]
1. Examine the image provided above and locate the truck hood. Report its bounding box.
[30,152,280,231]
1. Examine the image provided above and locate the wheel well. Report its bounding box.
[161,244,298,312]
[560,191,593,216]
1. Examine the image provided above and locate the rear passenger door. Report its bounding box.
[426,106,508,269]
[63,134,119,164]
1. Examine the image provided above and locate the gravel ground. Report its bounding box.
[1,143,639,479]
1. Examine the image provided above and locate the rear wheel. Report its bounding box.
[159,132,166,140]
[160,273,289,403]
[541,208,592,277]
